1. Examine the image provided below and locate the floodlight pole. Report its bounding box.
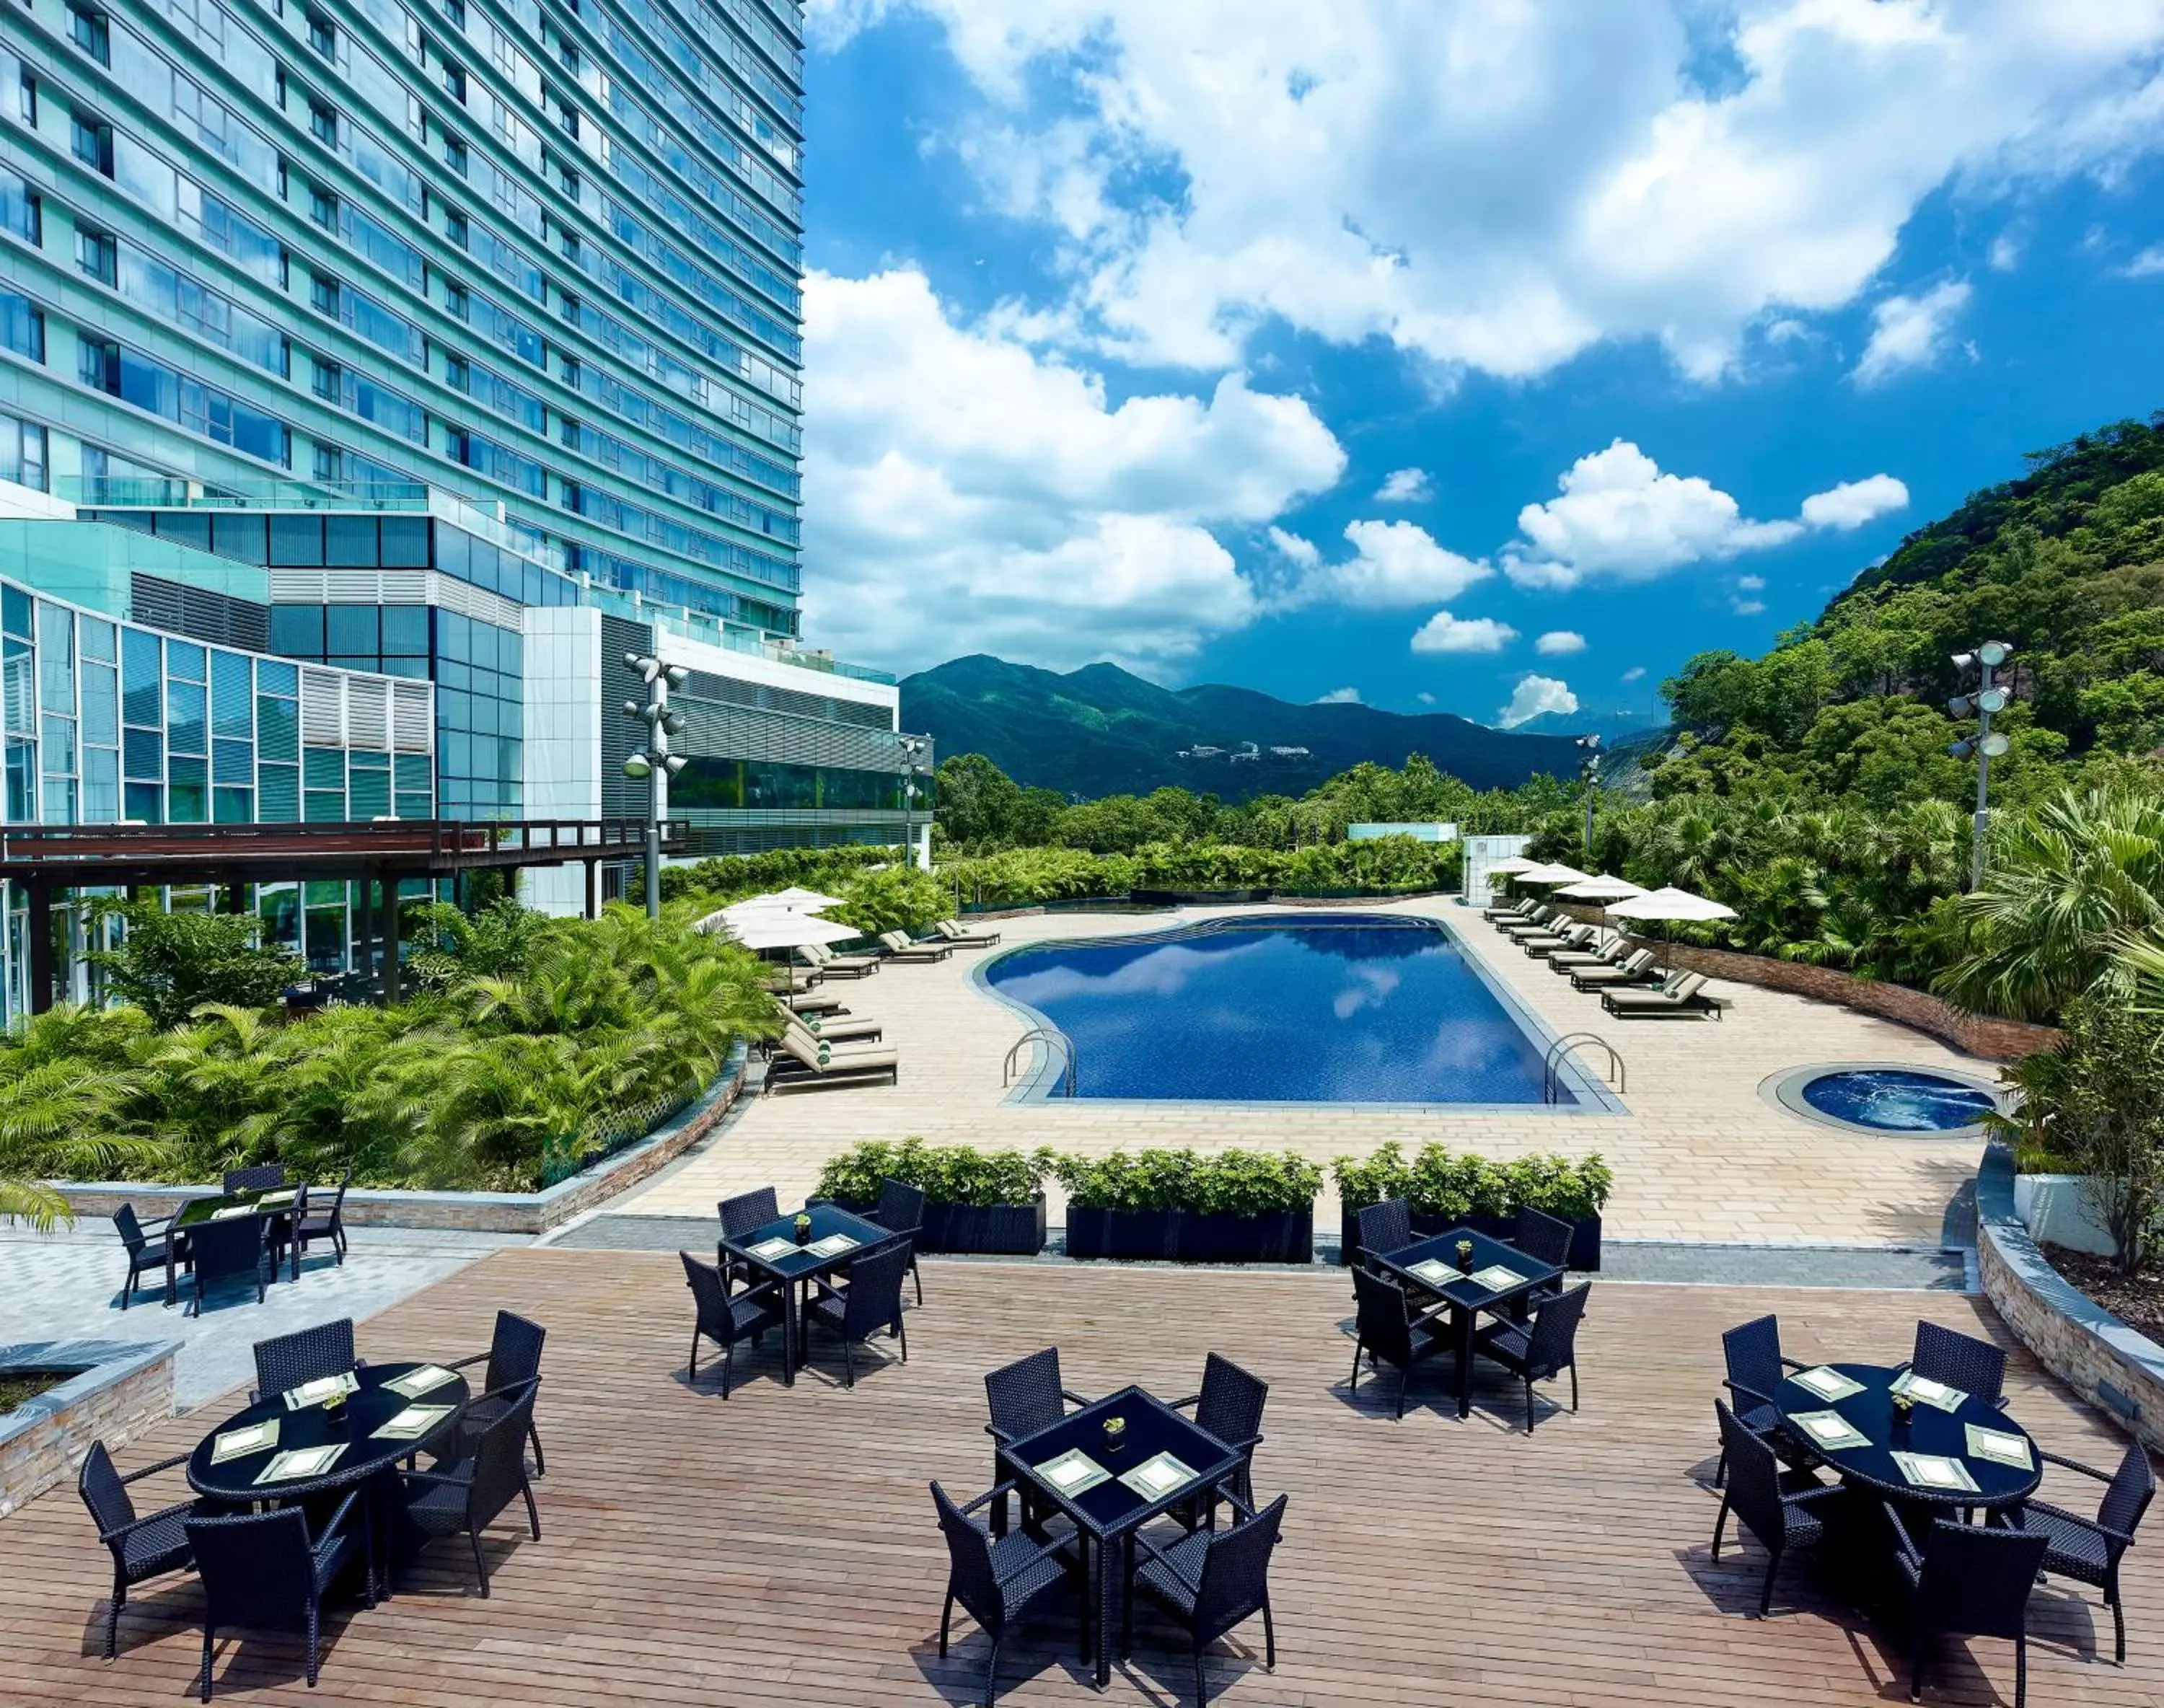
[1947,642,2014,892]
[1576,734,1601,860]
[899,734,929,870]
[622,653,689,919]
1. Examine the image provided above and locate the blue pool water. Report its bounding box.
[982,915,1567,1104]
[1800,1069,1997,1132]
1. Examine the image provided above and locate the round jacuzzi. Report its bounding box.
[1762,1062,2005,1137]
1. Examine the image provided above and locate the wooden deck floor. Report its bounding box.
[6,1249,2161,1707]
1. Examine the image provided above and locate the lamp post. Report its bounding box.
[621,651,688,918]
[897,734,929,871]
[1948,640,2014,891]
[1576,734,1602,860]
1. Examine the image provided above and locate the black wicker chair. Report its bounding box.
[1512,1205,1574,1274]
[267,1183,307,1283]
[1122,1487,1286,1707]
[1472,1280,1591,1432]
[250,1319,358,1405]
[185,1496,368,1700]
[1997,1440,2155,1663]
[871,1177,928,1305]
[182,1216,270,1317]
[985,1348,1091,1534]
[932,1479,1086,1708]
[77,1441,219,1660]
[1352,1197,1413,1272]
[1347,1268,1446,1420]
[679,1251,783,1398]
[1717,1313,1808,1487]
[113,1205,180,1309]
[294,1171,351,1267]
[717,1186,780,1285]
[1885,1502,2049,1707]
[444,1309,548,1474]
[1710,1399,1842,1616]
[1912,1320,2010,1410]
[1173,1352,1267,1516]
[801,1238,912,1388]
[399,1377,542,1597]
[220,1164,286,1195]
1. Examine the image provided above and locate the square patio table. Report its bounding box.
[173,1186,307,1281]
[1005,1384,1244,1688]
[1373,1227,1564,1419]
[720,1202,892,1385]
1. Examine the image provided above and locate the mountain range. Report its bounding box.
[897,655,1603,801]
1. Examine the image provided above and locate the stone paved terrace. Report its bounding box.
[5,1247,2155,1707]
[621,902,1987,1248]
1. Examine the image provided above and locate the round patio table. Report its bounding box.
[186,1362,470,1502]
[1774,1362,2041,1511]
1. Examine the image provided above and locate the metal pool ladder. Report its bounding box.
[1543,1032,1625,1104]
[1003,1024,1078,1097]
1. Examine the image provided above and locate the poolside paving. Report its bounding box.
[4,1246,2152,1707]
[618,902,1988,1249]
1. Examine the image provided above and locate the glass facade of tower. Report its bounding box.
[0,0,806,637]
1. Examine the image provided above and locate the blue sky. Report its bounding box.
[792,1,2164,730]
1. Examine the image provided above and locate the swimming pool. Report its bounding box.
[981,913,1588,1106]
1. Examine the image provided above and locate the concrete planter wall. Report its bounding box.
[50,1051,745,1236]
[2014,1174,2116,1257]
[0,1339,177,1518]
[1976,1141,2164,1453]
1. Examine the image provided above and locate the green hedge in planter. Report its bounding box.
[1050,1148,1323,1216]
[815,1136,1052,1208]
[1331,1142,1613,1222]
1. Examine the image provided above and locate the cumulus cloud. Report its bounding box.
[1800,474,1911,529]
[1621,666,1648,682]
[2121,245,2164,278]
[813,1,2164,382]
[1314,685,1362,703]
[1415,690,1437,704]
[1733,598,1767,615]
[1272,519,1491,609]
[1409,612,1518,655]
[1375,467,1433,503]
[1853,281,1973,386]
[799,268,1345,670]
[1497,674,1579,728]
[1736,574,1766,591]
[1535,630,1587,656]
[1267,526,1321,567]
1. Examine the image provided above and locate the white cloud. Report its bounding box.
[1535,630,1587,656]
[1733,599,1767,615]
[1410,611,1518,654]
[1375,467,1433,503]
[1497,674,1579,728]
[1736,574,1766,591]
[1799,473,1911,529]
[1415,690,1437,704]
[1274,519,1491,609]
[799,268,1345,670]
[1621,666,1648,682]
[1314,685,1362,703]
[1989,233,2023,272]
[1267,526,1321,567]
[2122,245,2164,278]
[1853,281,1973,386]
[813,1,2164,383]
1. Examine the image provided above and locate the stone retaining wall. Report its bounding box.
[1544,901,2060,1062]
[1975,1141,2164,1453]
[54,1050,745,1236]
[0,1339,177,1518]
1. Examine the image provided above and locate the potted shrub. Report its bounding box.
[1333,1142,1612,1270]
[814,1137,1051,1256]
[1054,1148,1321,1262]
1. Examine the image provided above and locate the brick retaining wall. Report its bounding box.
[0,1339,177,1518]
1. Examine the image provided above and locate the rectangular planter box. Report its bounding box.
[1340,1207,1602,1272]
[1066,1206,1314,1264]
[829,1194,1047,1256]
[1,1339,177,1519]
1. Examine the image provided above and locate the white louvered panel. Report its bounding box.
[346,677,390,751]
[300,669,346,747]
[423,571,523,632]
[391,682,434,753]
[376,571,430,604]
[268,570,332,603]
[320,569,386,603]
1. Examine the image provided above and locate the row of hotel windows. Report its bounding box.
[672,757,910,814]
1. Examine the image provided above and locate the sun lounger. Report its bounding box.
[1482,897,1539,923]
[1568,949,1661,991]
[934,918,1001,947]
[802,942,883,979]
[878,930,953,963]
[786,990,848,1016]
[765,1029,900,1092]
[786,1012,884,1046]
[1548,937,1628,973]
[1522,924,1596,959]
[1601,970,1730,1021]
[1503,911,1564,941]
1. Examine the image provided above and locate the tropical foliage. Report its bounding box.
[815,1136,1052,1207]
[1332,1143,1615,1223]
[1049,1148,1324,1216]
[87,904,302,1029]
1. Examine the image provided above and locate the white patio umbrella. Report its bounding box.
[1555,874,1646,902]
[722,911,864,992]
[1485,855,1541,876]
[1513,862,1592,886]
[693,889,850,936]
[1604,885,1738,923]
[762,886,848,910]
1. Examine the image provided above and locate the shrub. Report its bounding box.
[1051,1148,1322,1215]
[1330,1142,1613,1221]
[815,1137,1052,1207]
[87,904,301,1029]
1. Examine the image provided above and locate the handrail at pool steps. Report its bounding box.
[1544,1032,1625,1104]
[1003,1023,1078,1097]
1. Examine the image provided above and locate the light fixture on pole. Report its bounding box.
[621,651,688,918]
[1575,734,1602,860]
[1947,640,2014,891]
[897,734,929,871]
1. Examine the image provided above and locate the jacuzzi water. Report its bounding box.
[1799,1069,1997,1132]
[982,914,1567,1104]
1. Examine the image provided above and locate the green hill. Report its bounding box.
[898,655,1588,801]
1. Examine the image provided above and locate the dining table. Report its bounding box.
[718,1201,892,1384]
[1002,1384,1246,1689]
[174,1185,307,1281]
[1371,1226,1565,1418]
[1773,1360,2043,1513]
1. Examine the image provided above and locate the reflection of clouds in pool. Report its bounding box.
[1419,1021,1524,1078]
[995,938,1266,1006]
[1332,967,1401,1019]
